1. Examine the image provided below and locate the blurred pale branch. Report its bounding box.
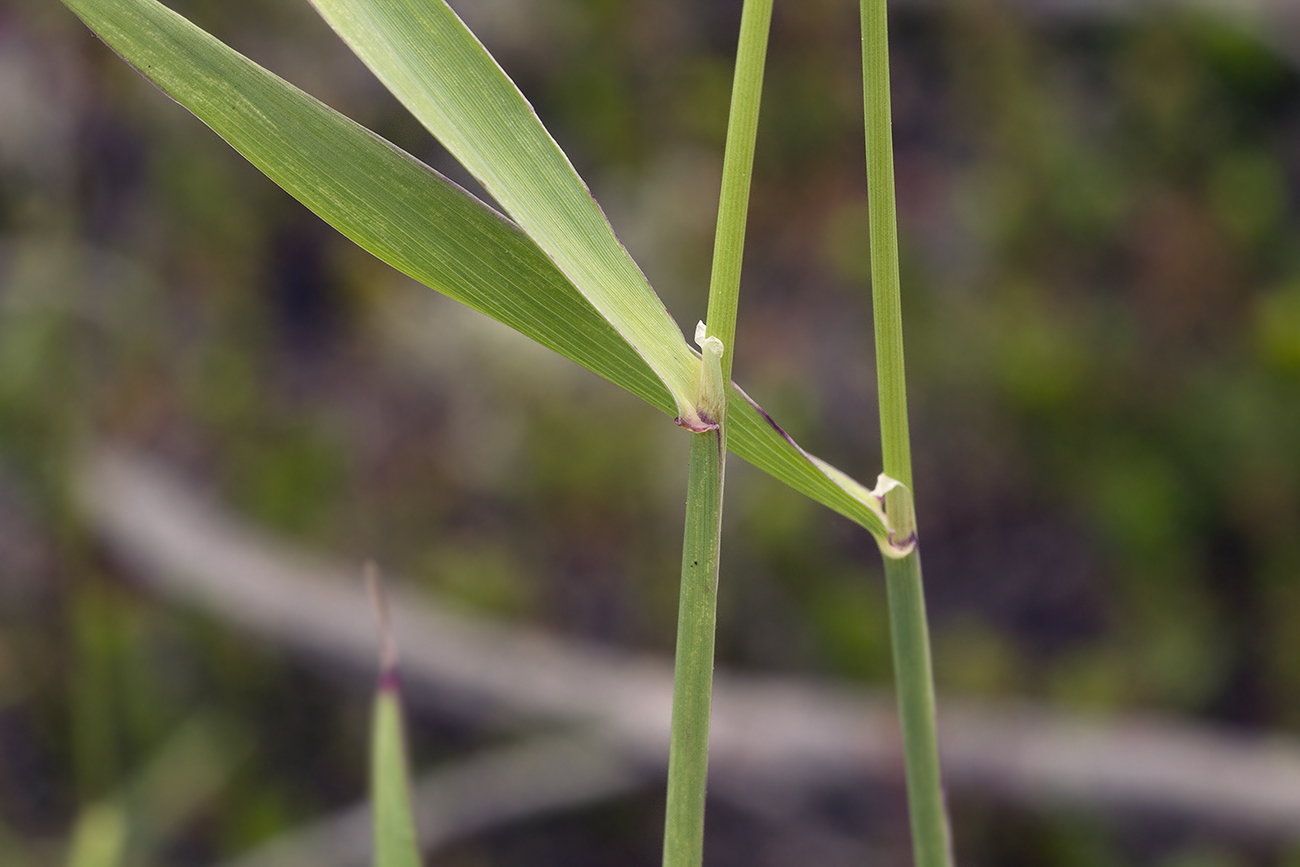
[220,732,887,867]
[75,444,1300,847]
[220,734,645,867]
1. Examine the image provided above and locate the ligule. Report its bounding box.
[693,321,727,429]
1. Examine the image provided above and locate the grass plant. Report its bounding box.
[56,0,950,862]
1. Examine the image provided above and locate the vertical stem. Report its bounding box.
[703,0,774,377]
[663,428,725,867]
[662,2,772,866]
[861,0,953,865]
[861,0,912,496]
[885,552,950,867]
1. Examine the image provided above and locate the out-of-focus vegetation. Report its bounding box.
[1,0,1298,864]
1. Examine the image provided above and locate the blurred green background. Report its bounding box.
[1,0,1299,864]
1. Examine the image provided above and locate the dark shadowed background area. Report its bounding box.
[2,0,1300,864]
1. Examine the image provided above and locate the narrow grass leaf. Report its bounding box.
[57,0,910,553]
[57,0,669,414]
[307,0,706,429]
[372,680,421,867]
[368,567,422,867]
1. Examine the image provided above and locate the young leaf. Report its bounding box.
[368,568,422,867]
[372,676,420,867]
[57,0,913,556]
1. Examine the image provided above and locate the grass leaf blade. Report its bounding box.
[307,0,705,427]
[57,0,673,418]
[372,676,421,867]
[57,0,906,553]
[367,567,422,867]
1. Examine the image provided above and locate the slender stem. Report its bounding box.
[884,552,950,866]
[861,0,953,864]
[662,2,772,866]
[861,0,912,494]
[662,428,725,867]
[703,0,774,377]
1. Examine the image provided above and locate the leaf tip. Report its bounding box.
[365,561,400,685]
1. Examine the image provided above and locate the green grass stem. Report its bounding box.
[703,0,774,376]
[884,552,950,866]
[662,428,725,867]
[862,0,913,498]
[861,0,953,864]
[662,2,772,865]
